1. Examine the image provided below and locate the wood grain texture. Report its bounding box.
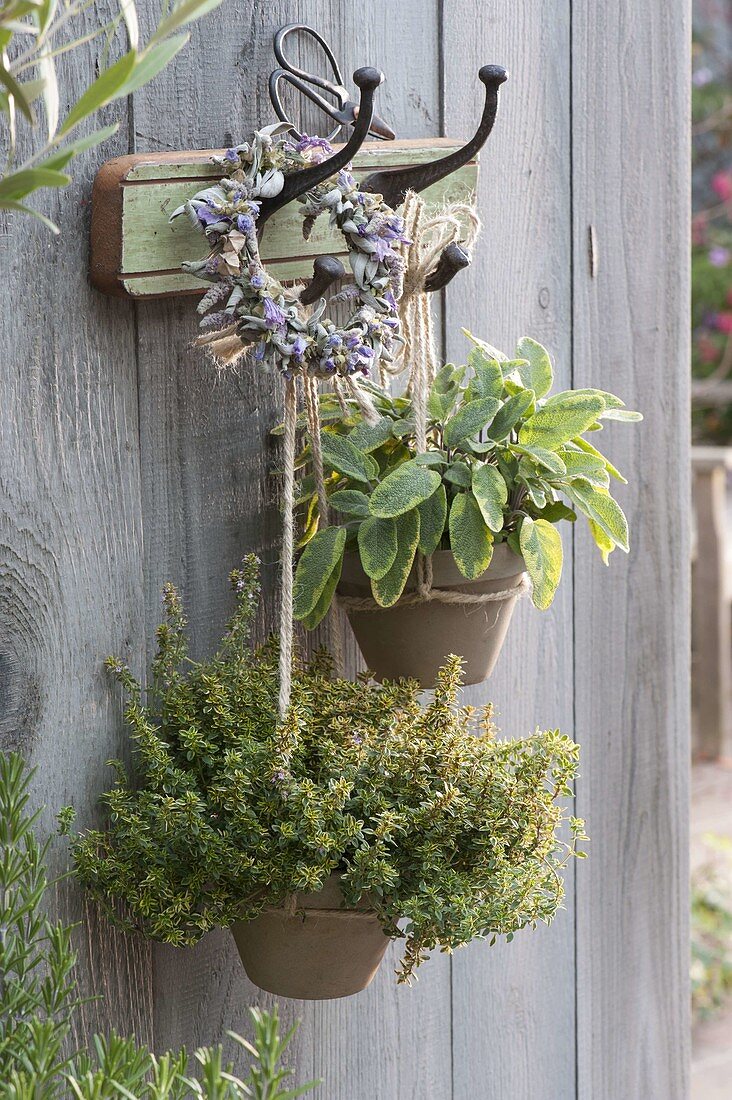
[443,4,576,1098]
[0,11,152,1046]
[572,2,691,1097]
[0,0,690,1092]
[133,2,451,1097]
[91,141,477,297]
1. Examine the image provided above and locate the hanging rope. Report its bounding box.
[278,375,297,719]
[303,373,345,676]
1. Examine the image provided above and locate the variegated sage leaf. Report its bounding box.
[443,397,500,448]
[472,464,508,532]
[485,390,535,441]
[565,479,629,551]
[518,393,605,451]
[519,516,563,610]
[449,492,494,579]
[293,526,346,620]
[369,460,441,519]
[329,490,372,517]
[417,484,448,556]
[514,337,554,398]
[371,509,420,607]
[358,516,398,580]
[320,432,372,484]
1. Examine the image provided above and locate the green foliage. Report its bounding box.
[692,837,732,1024]
[70,557,585,984]
[0,750,319,1099]
[292,334,640,617]
[0,0,225,232]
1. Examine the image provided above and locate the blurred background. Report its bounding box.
[690,3,732,1097]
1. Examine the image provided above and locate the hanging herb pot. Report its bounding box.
[291,332,642,687]
[232,875,389,1000]
[70,558,585,1001]
[338,544,526,685]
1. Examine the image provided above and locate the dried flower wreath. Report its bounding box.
[172,122,410,380]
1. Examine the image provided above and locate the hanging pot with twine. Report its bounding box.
[335,191,530,687]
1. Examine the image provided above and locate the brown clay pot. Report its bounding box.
[231,875,390,1000]
[338,543,527,688]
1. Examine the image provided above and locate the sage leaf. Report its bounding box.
[449,493,494,579]
[514,337,554,398]
[358,516,398,580]
[515,446,567,477]
[588,518,615,565]
[293,527,346,620]
[487,390,535,441]
[565,479,629,551]
[347,417,394,453]
[417,483,447,556]
[466,346,503,400]
[321,432,372,483]
[369,460,441,518]
[301,557,343,629]
[519,393,605,451]
[371,509,420,607]
[444,461,472,488]
[572,436,626,482]
[443,397,500,448]
[472,465,508,532]
[329,490,371,517]
[519,517,563,610]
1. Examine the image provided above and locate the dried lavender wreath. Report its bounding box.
[172,122,410,380]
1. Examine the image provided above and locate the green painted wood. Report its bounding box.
[105,140,476,297]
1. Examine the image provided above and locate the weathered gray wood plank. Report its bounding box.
[133,2,451,1096]
[572,1,691,1096]
[0,11,152,1045]
[443,4,576,1098]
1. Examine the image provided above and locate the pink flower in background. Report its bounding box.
[714,312,732,335]
[712,171,732,203]
[698,334,720,363]
[709,246,731,267]
[693,213,708,245]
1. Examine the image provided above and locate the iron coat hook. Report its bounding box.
[265,26,508,298]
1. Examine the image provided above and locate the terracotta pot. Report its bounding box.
[231,875,390,1000]
[338,543,527,688]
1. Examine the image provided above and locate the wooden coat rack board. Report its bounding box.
[89,139,478,300]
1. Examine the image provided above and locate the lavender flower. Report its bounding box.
[263,297,287,329]
[237,213,254,233]
[250,272,266,290]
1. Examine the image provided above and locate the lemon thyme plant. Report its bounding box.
[0,752,320,1100]
[69,556,585,984]
[290,332,642,624]
[171,127,408,378]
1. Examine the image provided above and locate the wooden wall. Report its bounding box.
[0,0,690,1095]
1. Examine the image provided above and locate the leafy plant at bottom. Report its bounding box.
[288,333,641,625]
[0,752,320,1099]
[69,555,586,984]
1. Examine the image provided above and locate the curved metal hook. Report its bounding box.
[360,65,508,208]
[300,255,346,305]
[257,66,385,235]
[424,242,471,292]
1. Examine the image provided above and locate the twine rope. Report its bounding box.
[338,574,531,612]
[303,374,345,677]
[278,376,297,719]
